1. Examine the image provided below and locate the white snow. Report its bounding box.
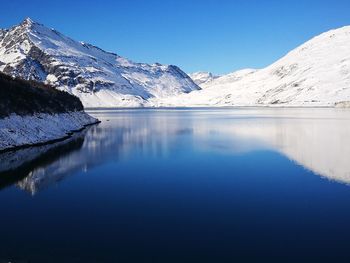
[189,72,220,86]
[0,111,98,151]
[0,19,199,107]
[158,26,350,107]
[46,74,58,83]
[1,19,350,107]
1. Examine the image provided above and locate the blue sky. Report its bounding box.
[1,0,350,74]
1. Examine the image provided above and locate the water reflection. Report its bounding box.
[186,108,350,184]
[1,108,350,194]
[0,130,87,194]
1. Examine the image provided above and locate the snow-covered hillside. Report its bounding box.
[0,112,98,152]
[159,26,350,107]
[0,18,199,107]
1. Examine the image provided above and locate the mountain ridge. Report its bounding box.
[0,18,199,107]
[1,19,350,107]
[157,25,350,107]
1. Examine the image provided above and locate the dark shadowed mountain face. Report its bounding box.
[0,72,83,118]
[0,18,199,107]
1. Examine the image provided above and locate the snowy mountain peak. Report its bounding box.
[16,18,43,33]
[0,19,199,107]
[21,17,36,27]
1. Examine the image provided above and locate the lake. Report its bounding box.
[1,108,350,262]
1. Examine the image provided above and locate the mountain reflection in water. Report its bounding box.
[0,108,350,195]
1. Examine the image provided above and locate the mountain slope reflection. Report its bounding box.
[188,108,350,184]
[1,109,349,195]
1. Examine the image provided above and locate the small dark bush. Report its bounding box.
[0,72,83,118]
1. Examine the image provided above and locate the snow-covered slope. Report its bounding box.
[0,18,199,107]
[0,112,98,152]
[160,26,350,107]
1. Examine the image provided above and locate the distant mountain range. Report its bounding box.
[189,72,221,87]
[0,18,199,107]
[1,18,350,107]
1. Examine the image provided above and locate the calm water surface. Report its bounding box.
[1,108,350,262]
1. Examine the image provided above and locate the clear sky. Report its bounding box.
[1,0,350,74]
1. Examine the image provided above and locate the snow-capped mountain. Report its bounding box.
[0,18,199,107]
[189,72,220,87]
[2,19,350,108]
[158,26,350,107]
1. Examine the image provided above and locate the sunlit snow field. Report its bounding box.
[1,108,350,262]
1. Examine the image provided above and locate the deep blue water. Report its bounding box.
[1,108,350,262]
